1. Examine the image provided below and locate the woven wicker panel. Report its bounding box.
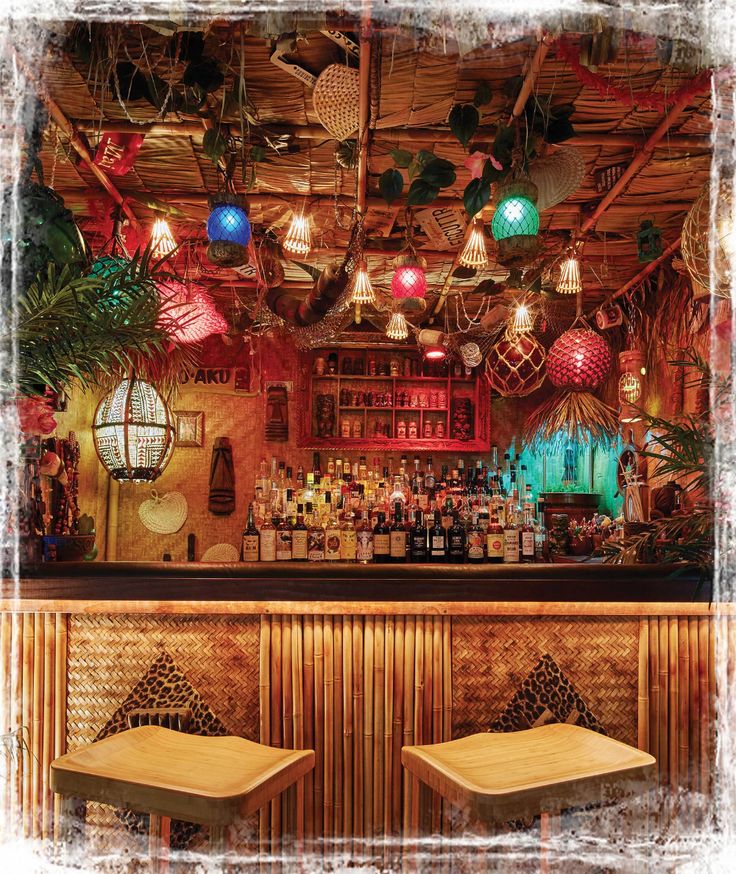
[67,615,260,855]
[452,617,638,746]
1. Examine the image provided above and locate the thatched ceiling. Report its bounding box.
[36,21,712,326]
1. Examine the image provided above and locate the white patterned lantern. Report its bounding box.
[93,377,175,483]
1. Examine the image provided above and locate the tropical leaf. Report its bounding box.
[463,178,491,218]
[449,104,479,148]
[379,168,404,205]
[407,178,440,207]
[421,158,456,189]
[473,82,492,107]
[390,148,413,168]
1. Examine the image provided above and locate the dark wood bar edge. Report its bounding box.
[1,561,713,610]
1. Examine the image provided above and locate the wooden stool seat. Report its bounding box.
[402,723,655,823]
[51,725,315,826]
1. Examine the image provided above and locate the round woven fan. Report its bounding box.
[201,543,239,562]
[313,64,360,140]
[529,146,586,212]
[138,490,188,534]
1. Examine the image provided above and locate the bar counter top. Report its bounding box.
[1,560,717,615]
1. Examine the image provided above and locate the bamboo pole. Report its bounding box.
[441,616,452,839]
[22,613,33,838]
[42,613,54,842]
[688,617,700,795]
[259,616,272,861]
[352,617,364,843]
[342,616,353,840]
[10,614,22,838]
[708,617,716,799]
[402,617,416,836]
[303,616,315,843]
[373,617,385,840]
[431,617,443,835]
[0,610,10,839]
[282,614,294,858]
[53,614,67,845]
[292,616,305,847]
[391,618,405,839]
[270,617,282,853]
[31,614,43,839]
[698,617,709,797]
[313,617,325,842]
[333,616,344,845]
[668,616,678,789]
[649,617,659,767]
[678,618,689,791]
[658,617,669,786]
[638,619,650,752]
[323,616,334,839]
[410,617,424,837]
[363,616,374,843]
[382,617,395,864]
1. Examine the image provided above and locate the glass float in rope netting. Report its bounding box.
[490,178,541,268]
[206,194,251,267]
[486,330,546,398]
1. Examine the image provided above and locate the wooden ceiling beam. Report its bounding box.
[71,119,711,151]
[16,55,142,232]
[579,71,712,237]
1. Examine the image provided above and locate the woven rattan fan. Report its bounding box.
[529,146,586,212]
[270,31,360,141]
[138,490,188,535]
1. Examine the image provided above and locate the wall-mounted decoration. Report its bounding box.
[138,490,188,534]
[201,543,240,562]
[93,131,145,176]
[265,385,289,442]
[174,410,204,447]
[208,437,235,515]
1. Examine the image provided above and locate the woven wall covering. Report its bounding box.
[452,617,638,747]
[66,615,260,854]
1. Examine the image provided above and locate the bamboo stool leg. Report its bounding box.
[539,804,560,874]
[57,795,84,862]
[148,814,170,873]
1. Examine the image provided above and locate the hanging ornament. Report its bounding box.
[556,254,582,294]
[490,154,540,268]
[417,329,446,360]
[206,194,251,267]
[486,331,546,397]
[150,218,177,260]
[350,259,375,305]
[391,253,427,299]
[525,319,617,448]
[460,342,483,368]
[283,213,312,256]
[618,348,647,423]
[386,310,409,341]
[93,377,175,483]
[636,219,663,263]
[547,326,611,390]
[157,280,228,344]
[682,181,735,298]
[90,254,141,306]
[458,217,488,269]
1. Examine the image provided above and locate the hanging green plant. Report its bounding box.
[473,82,493,108]
[379,168,404,204]
[203,128,228,166]
[448,104,479,148]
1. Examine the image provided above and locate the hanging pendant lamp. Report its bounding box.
[206,194,251,267]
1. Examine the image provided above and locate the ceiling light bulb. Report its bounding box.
[283,214,312,256]
[386,311,409,341]
[350,260,375,305]
[556,255,582,295]
[458,218,488,269]
[150,218,177,260]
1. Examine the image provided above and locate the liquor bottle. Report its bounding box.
[260,515,277,562]
[324,493,341,561]
[486,512,504,563]
[390,501,407,563]
[521,506,535,563]
[356,511,374,564]
[373,512,391,563]
[307,505,325,562]
[292,504,308,560]
[448,512,466,562]
[276,510,293,561]
[535,501,549,562]
[503,508,519,563]
[429,509,447,562]
[409,510,427,562]
[425,457,436,493]
[340,508,357,561]
[467,512,485,564]
[241,503,260,562]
